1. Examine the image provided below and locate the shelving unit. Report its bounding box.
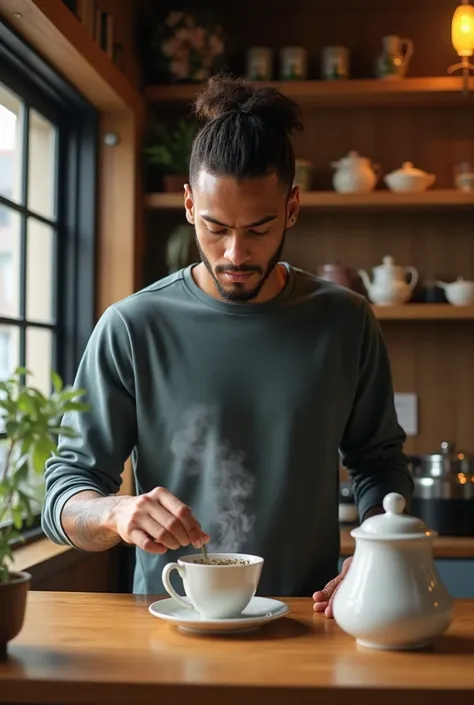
[145,190,474,211]
[145,76,474,107]
[372,304,474,320]
[141,0,474,455]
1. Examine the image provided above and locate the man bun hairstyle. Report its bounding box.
[189,75,302,190]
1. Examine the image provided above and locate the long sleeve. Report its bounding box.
[41,305,137,546]
[339,301,414,521]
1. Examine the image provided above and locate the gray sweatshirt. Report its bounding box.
[42,263,413,596]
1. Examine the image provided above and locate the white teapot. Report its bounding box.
[331,151,381,194]
[358,255,418,305]
[384,161,436,193]
[437,277,474,306]
[332,492,454,650]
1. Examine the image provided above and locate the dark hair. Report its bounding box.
[189,75,302,190]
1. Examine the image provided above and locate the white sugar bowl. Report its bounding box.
[332,492,454,650]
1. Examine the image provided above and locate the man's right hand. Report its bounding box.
[108,486,210,554]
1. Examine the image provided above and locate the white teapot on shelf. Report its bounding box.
[436,277,474,306]
[332,492,454,651]
[384,161,436,193]
[358,255,418,305]
[331,150,381,194]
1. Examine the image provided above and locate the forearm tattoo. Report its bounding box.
[61,492,123,551]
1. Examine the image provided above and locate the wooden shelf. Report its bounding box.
[145,189,474,211]
[0,0,144,113]
[145,76,474,107]
[373,304,474,320]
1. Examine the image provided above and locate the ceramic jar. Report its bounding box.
[332,492,454,650]
[384,161,436,192]
[321,46,349,80]
[280,46,307,80]
[331,151,381,194]
[246,47,273,80]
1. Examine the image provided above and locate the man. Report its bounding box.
[42,75,413,616]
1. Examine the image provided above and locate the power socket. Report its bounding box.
[394,393,418,436]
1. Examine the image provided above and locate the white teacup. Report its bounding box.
[162,552,264,619]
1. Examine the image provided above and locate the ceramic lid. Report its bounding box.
[390,161,430,177]
[351,492,432,541]
[373,255,403,272]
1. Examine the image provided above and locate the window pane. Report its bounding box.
[26,327,53,396]
[28,109,57,220]
[0,206,21,318]
[0,324,20,381]
[0,83,23,205]
[27,218,54,323]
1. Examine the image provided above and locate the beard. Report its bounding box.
[195,229,286,303]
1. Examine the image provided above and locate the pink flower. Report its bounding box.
[209,34,224,56]
[166,11,184,27]
[170,60,190,79]
[189,27,205,50]
[161,37,179,58]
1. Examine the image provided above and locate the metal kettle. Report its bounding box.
[410,441,474,536]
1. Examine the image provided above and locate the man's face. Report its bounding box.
[184,169,299,303]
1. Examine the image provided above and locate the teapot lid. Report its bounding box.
[351,493,431,541]
[392,161,430,177]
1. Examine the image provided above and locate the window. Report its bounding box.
[0,17,98,540]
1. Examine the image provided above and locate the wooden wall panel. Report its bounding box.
[141,0,474,460]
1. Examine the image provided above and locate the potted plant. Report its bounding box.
[144,120,197,193]
[0,367,88,659]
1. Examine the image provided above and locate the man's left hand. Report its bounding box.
[312,556,352,618]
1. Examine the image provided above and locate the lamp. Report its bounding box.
[448,0,474,94]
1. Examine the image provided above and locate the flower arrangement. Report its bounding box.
[152,9,226,83]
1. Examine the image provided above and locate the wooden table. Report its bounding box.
[1,592,474,705]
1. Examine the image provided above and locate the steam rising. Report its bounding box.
[170,405,255,552]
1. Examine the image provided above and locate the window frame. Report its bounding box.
[0,16,99,545]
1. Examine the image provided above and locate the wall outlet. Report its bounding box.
[394,393,418,436]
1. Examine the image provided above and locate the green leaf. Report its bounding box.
[50,426,79,438]
[62,401,90,413]
[59,388,87,401]
[51,371,63,393]
[12,504,23,530]
[31,436,57,473]
[14,461,29,485]
[18,490,34,526]
[5,420,19,436]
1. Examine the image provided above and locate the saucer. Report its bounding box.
[148,596,290,634]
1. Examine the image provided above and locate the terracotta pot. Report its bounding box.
[163,174,188,193]
[317,263,355,289]
[0,571,31,660]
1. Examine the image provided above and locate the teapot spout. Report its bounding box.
[358,268,372,294]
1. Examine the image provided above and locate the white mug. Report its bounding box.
[162,553,264,619]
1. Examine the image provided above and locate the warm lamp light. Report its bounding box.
[448,0,474,93]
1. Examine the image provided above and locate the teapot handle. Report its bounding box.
[400,37,414,66]
[405,266,419,289]
[373,163,382,182]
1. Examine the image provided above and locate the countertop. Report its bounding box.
[1,592,474,705]
[340,524,474,558]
